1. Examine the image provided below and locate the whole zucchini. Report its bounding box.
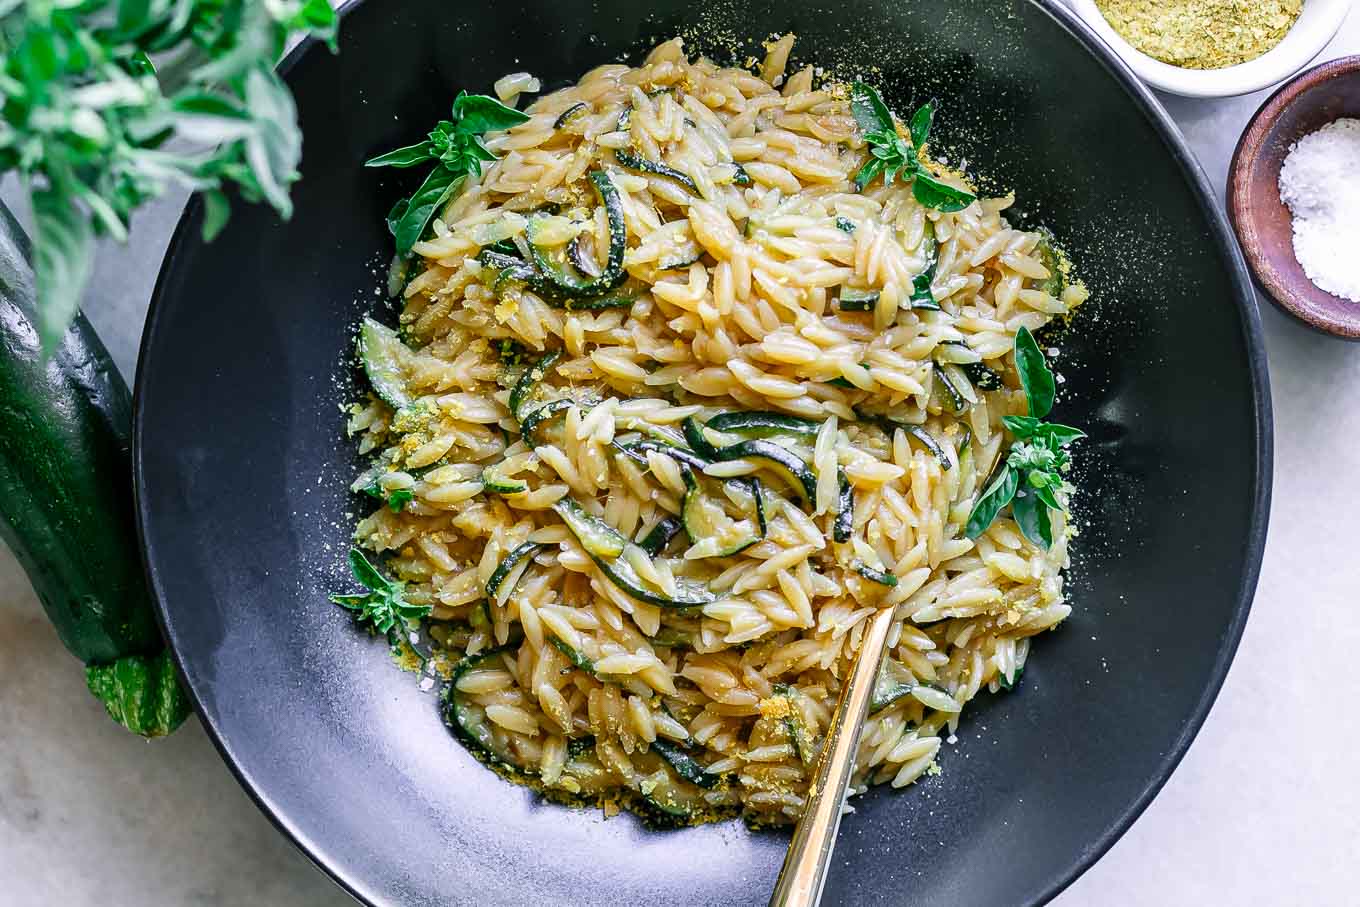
[0,201,188,737]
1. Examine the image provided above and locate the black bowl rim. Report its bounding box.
[132,1,1274,903]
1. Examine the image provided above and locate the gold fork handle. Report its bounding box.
[767,607,898,907]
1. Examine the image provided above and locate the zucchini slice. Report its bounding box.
[444,647,525,767]
[962,361,1004,391]
[713,162,752,187]
[705,411,820,440]
[590,550,717,609]
[627,438,711,472]
[773,683,815,766]
[869,659,917,714]
[552,497,627,558]
[519,398,573,444]
[553,102,589,130]
[650,738,722,788]
[523,170,627,298]
[855,563,898,586]
[485,541,544,600]
[481,462,528,495]
[568,234,602,278]
[932,363,969,414]
[909,220,941,311]
[509,349,561,422]
[837,287,880,312]
[549,634,596,674]
[634,750,710,821]
[358,317,414,409]
[614,148,700,195]
[833,470,853,543]
[835,216,856,234]
[902,424,954,470]
[680,467,763,559]
[682,418,816,504]
[638,515,684,557]
[649,624,694,649]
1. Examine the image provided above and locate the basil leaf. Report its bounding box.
[851,82,896,135]
[365,142,434,168]
[1002,415,1043,439]
[392,167,463,257]
[290,0,340,52]
[909,100,935,149]
[965,465,1019,539]
[1035,422,1086,446]
[1014,327,1055,419]
[854,158,885,192]
[200,188,231,242]
[452,91,532,133]
[912,172,976,213]
[1033,480,1062,513]
[32,181,94,354]
[1011,483,1053,549]
[388,489,414,512]
[348,547,393,593]
[242,67,301,219]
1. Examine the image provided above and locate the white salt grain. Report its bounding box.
[1278,118,1360,303]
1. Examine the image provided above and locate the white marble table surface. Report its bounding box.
[4,9,1360,906]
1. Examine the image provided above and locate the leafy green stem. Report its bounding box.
[964,327,1084,549]
[850,83,976,213]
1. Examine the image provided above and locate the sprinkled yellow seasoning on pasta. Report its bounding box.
[334,35,1090,828]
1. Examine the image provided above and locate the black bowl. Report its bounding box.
[134,0,1271,904]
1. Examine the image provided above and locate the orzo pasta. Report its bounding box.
[340,34,1087,827]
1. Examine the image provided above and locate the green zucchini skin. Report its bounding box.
[0,204,161,666]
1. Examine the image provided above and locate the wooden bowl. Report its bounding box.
[1229,55,1360,340]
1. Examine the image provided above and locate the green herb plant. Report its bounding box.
[965,327,1084,549]
[0,0,340,351]
[850,83,976,213]
[365,92,531,258]
[329,547,432,651]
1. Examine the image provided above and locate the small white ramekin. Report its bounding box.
[1064,0,1353,98]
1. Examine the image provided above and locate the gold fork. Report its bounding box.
[767,607,898,907]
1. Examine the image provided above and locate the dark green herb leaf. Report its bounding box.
[32,182,94,354]
[912,172,976,213]
[329,547,431,641]
[452,91,532,133]
[1036,422,1086,446]
[1010,484,1053,549]
[909,100,935,149]
[347,547,392,593]
[392,168,463,257]
[965,465,1019,539]
[1014,326,1055,418]
[365,142,435,168]
[387,489,414,513]
[1002,415,1043,439]
[851,82,895,135]
[200,189,232,242]
[289,0,340,52]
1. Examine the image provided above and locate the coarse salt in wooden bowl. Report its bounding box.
[1229,55,1360,341]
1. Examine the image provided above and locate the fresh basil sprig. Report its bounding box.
[329,547,432,647]
[0,0,340,352]
[964,327,1084,549]
[850,83,976,213]
[366,91,531,257]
